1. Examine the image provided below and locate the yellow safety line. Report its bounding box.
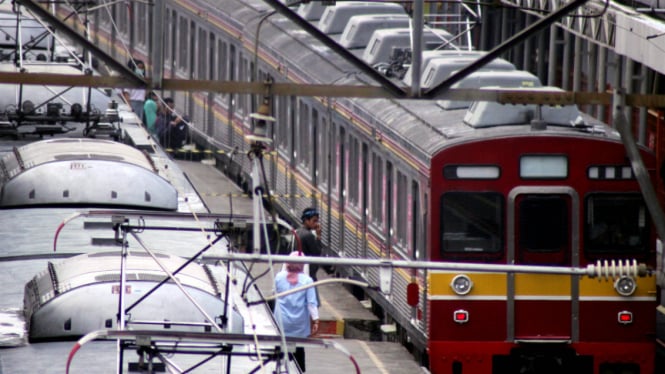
[358,340,390,374]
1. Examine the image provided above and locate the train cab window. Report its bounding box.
[585,194,649,255]
[441,192,503,253]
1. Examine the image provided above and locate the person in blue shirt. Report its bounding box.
[275,252,319,372]
[143,91,158,136]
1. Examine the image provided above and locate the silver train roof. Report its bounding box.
[0,138,178,209]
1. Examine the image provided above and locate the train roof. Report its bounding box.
[0,138,178,209]
[237,0,622,163]
[437,70,542,109]
[338,14,411,49]
[421,57,516,89]
[402,50,486,85]
[317,1,406,35]
[362,28,455,66]
[296,2,330,21]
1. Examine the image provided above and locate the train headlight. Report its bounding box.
[614,276,637,296]
[450,274,473,295]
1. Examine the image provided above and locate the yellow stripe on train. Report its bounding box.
[428,271,657,299]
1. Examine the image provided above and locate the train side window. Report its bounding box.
[136,2,148,46]
[208,34,215,82]
[411,180,421,260]
[169,11,177,73]
[198,28,208,80]
[164,9,171,64]
[318,115,329,189]
[239,56,248,115]
[297,101,310,170]
[371,152,384,228]
[584,194,649,255]
[331,121,340,194]
[116,3,127,36]
[218,40,227,81]
[348,136,360,208]
[441,192,503,254]
[312,108,321,186]
[178,16,188,71]
[276,96,288,153]
[229,45,236,81]
[190,21,196,77]
[396,171,408,244]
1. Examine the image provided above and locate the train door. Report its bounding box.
[507,186,579,341]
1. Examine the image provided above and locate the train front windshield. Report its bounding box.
[441,192,504,254]
[584,194,650,255]
[440,192,650,258]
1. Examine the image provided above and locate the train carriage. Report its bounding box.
[66,0,664,372]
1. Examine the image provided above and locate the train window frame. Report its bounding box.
[519,154,568,179]
[584,193,650,256]
[440,191,504,255]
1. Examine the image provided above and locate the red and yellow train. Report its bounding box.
[61,0,664,372]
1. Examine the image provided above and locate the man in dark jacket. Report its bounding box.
[295,207,322,283]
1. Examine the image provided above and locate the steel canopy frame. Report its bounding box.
[15,0,144,87]
[261,0,408,98]
[424,0,590,98]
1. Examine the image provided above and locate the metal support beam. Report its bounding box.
[613,90,665,249]
[15,0,144,86]
[260,0,407,98]
[424,0,589,98]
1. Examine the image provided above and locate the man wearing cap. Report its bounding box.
[295,207,322,283]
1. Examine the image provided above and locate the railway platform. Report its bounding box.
[176,158,428,373]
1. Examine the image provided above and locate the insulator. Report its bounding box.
[587,259,641,279]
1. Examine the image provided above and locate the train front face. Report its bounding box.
[427,132,659,374]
